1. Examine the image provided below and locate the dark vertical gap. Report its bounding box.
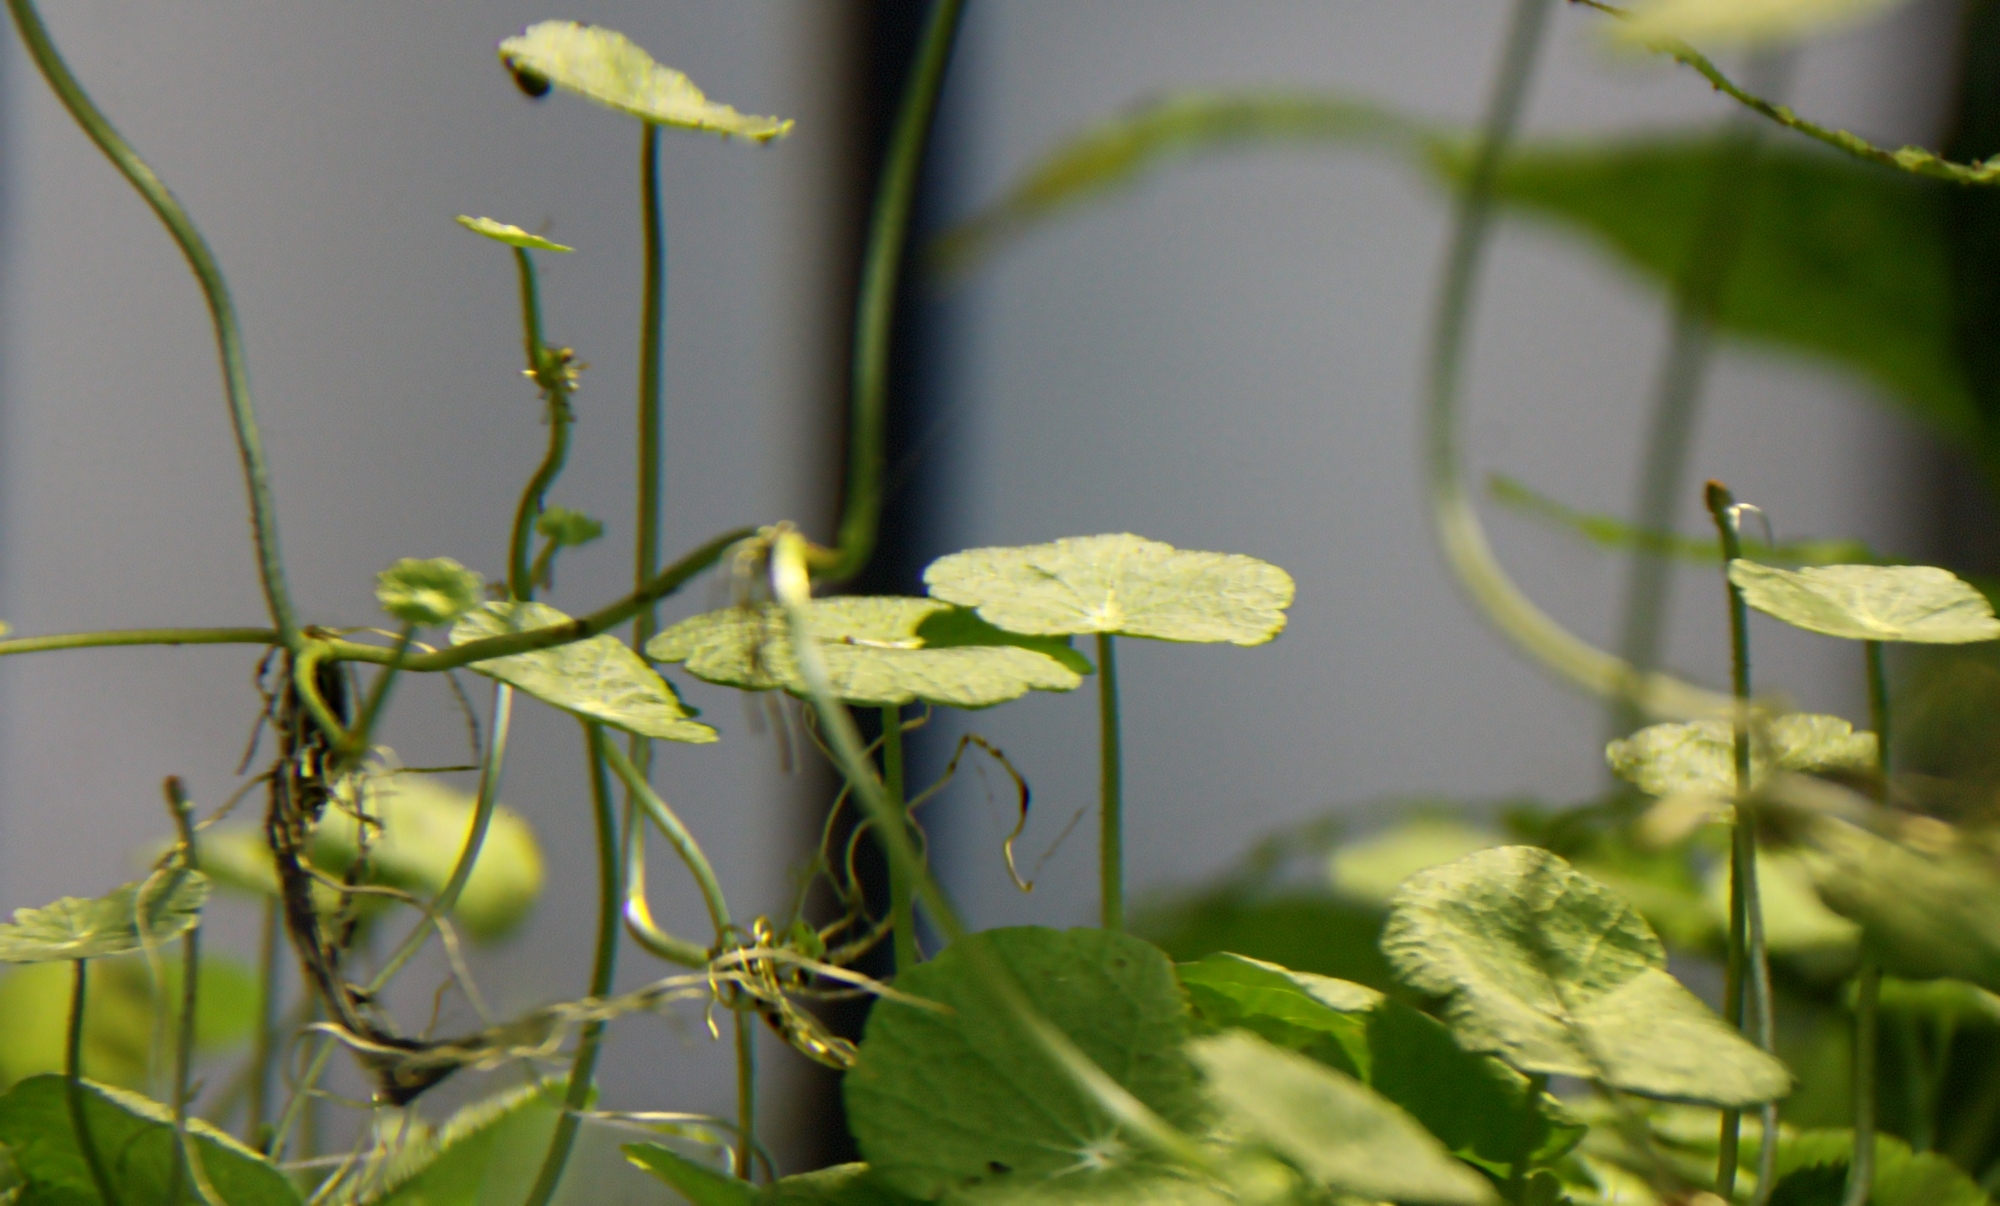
[793,0,959,1173]
[1939,0,2000,577]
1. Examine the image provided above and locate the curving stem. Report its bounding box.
[508,248,578,602]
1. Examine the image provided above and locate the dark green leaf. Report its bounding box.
[1138,890,1398,995]
[844,926,1202,1200]
[914,606,1093,677]
[1178,952,1374,1076]
[625,1143,753,1206]
[0,872,209,964]
[0,1075,299,1205]
[360,1080,563,1206]
[1775,1130,1988,1206]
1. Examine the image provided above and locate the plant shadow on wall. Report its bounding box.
[4,0,2000,1204]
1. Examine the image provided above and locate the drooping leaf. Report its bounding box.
[1774,1129,1989,1206]
[1381,846,1792,1105]
[844,926,1203,1200]
[759,1165,920,1206]
[924,534,1295,645]
[1729,561,2000,644]
[452,600,716,742]
[647,599,1082,709]
[0,1074,299,1205]
[0,872,209,964]
[497,21,792,140]
[1490,475,1874,566]
[454,215,573,253]
[1606,714,1877,800]
[1190,1031,1494,1205]
[1328,820,1504,907]
[1616,0,1917,46]
[377,557,486,627]
[625,1143,753,1206]
[359,1080,563,1206]
[1179,953,1376,1075]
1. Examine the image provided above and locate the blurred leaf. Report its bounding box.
[1382,846,1791,1105]
[1774,1129,1988,1206]
[649,599,1081,709]
[845,926,1202,1200]
[1179,953,1375,1075]
[925,534,1295,645]
[534,507,603,547]
[0,1074,298,1204]
[1189,1030,1495,1204]
[1607,714,1876,799]
[1490,475,1874,566]
[358,1080,563,1206]
[1701,848,1859,956]
[1140,890,1398,994]
[453,600,716,743]
[625,1143,752,1206]
[758,1165,920,1206]
[1874,976,2000,1026]
[0,955,258,1092]
[1329,820,1503,906]
[454,216,572,253]
[1730,561,2000,644]
[0,872,208,964]
[1616,0,1917,46]
[497,21,792,140]
[377,558,486,627]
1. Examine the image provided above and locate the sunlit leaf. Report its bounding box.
[377,557,486,627]
[454,215,573,253]
[498,21,793,140]
[0,873,209,964]
[0,1075,299,1204]
[1617,0,1917,47]
[845,926,1203,1200]
[625,1143,753,1206]
[1328,820,1503,906]
[924,534,1295,645]
[1381,847,1791,1105]
[647,599,1082,709]
[453,600,716,742]
[352,1080,563,1206]
[1606,714,1876,799]
[1729,562,2000,644]
[1191,1031,1495,1205]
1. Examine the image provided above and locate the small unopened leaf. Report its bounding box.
[535,506,603,546]
[925,534,1295,645]
[498,21,792,140]
[625,1143,754,1206]
[648,599,1081,709]
[1382,847,1791,1106]
[0,872,209,964]
[453,601,716,742]
[845,927,1202,1200]
[1729,562,2000,644]
[1192,1031,1494,1204]
[454,215,572,252]
[377,557,486,627]
[1607,714,1876,799]
[1617,0,1915,46]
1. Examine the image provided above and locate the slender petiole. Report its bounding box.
[882,704,920,969]
[164,779,202,1206]
[600,735,730,943]
[1845,639,1891,1206]
[635,122,667,647]
[1096,633,1124,932]
[733,1010,758,1181]
[508,248,577,601]
[67,959,122,1206]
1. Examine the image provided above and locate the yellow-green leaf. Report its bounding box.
[924,534,1295,645]
[1728,562,2000,644]
[377,557,486,627]
[1617,0,1916,47]
[647,598,1081,709]
[452,601,716,743]
[498,21,792,141]
[454,216,573,253]
[1606,713,1877,799]
[0,872,209,964]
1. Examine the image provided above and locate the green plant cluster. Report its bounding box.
[4,0,2000,1204]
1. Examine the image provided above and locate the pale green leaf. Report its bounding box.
[647,599,1081,709]
[1729,562,2000,644]
[845,926,1203,1200]
[1701,849,1858,955]
[0,955,257,1091]
[625,1143,753,1206]
[1617,0,1916,47]
[498,21,793,140]
[1606,714,1877,799]
[0,1075,299,1204]
[452,601,716,742]
[924,534,1295,645]
[376,557,486,627]
[1329,820,1504,906]
[1191,1031,1495,1205]
[0,872,209,964]
[352,1080,563,1206]
[1381,846,1791,1106]
[454,215,573,253]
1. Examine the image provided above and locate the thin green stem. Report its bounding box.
[164,780,201,1206]
[636,123,667,641]
[521,722,625,1206]
[291,645,351,749]
[508,249,576,601]
[1846,960,1881,1206]
[1866,641,1891,787]
[733,1009,757,1181]
[1097,633,1124,932]
[247,896,280,1148]
[881,705,920,969]
[0,628,278,659]
[601,736,731,942]
[615,729,710,968]
[67,960,121,1206]
[344,623,416,762]
[818,0,966,582]
[5,0,298,646]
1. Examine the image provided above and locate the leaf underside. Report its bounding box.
[1729,561,2000,644]
[498,21,792,140]
[0,872,209,964]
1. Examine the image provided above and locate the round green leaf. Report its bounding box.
[1381,846,1791,1106]
[0,872,209,964]
[452,601,716,743]
[454,215,573,252]
[497,22,793,140]
[1728,561,2000,644]
[844,926,1203,1200]
[924,534,1295,644]
[647,598,1082,709]
[1606,713,1876,800]
[1190,1031,1495,1205]
[377,557,486,627]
